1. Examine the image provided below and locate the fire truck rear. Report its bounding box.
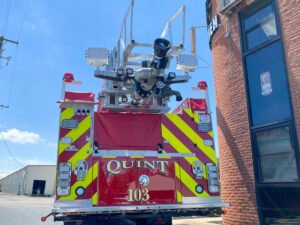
[44,1,228,224]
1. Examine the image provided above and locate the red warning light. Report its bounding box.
[63,73,74,83]
[197,81,207,90]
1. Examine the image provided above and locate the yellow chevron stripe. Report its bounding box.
[175,162,182,203]
[68,142,92,171]
[162,125,207,179]
[183,108,200,124]
[102,156,117,158]
[177,190,182,203]
[183,108,213,138]
[59,162,98,200]
[92,192,98,205]
[175,162,209,197]
[60,108,74,122]
[92,162,99,205]
[165,114,216,164]
[58,115,91,155]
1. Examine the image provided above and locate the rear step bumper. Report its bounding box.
[52,202,229,215]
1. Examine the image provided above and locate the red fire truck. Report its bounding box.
[42,1,228,224]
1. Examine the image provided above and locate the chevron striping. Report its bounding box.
[175,162,209,197]
[182,109,214,139]
[165,114,216,164]
[59,162,98,200]
[58,115,91,155]
[183,108,199,123]
[91,163,99,205]
[177,190,182,203]
[60,108,74,122]
[92,192,98,205]
[161,124,207,179]
[68,142,92,171]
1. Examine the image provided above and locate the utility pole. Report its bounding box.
[0,36,18,62]
[0,36,18,109]
[0,104,9,109]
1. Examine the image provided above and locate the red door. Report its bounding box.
[97,157,177,206]
[136,158,177,205]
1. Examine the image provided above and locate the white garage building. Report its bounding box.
[0,165,56,196]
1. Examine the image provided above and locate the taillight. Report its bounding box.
[57,162,72,196]
[206,163,219,193]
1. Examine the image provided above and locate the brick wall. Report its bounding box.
[210,0,299,224]
[277,0,300,145]
[210,0,258,224]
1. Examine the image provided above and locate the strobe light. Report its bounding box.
[126,68,134,77]
[116,69,124,77]
[151,38,171,70]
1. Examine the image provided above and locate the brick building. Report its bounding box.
[206,0,300,224]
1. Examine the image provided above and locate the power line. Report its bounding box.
[17,0,31,41]
[2,0,12,36]
[1,0,31,107]
[0,130,24,167]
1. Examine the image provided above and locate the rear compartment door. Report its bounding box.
[136,157,177,205]
[98,157,139,206]
[97,157,177,206]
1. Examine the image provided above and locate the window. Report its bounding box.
[245,41,292,127]
[240,0,300,223]
[256,126,298,182]
[242,4,278,50]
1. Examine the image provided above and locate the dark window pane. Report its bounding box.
[256,127,298,182]
[260,187,300,224]
[244,4,273,30]
[246,16,277,49]
[245,41,291,126]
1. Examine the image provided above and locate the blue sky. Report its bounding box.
[0,0,216,178]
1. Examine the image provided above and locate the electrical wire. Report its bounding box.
[6,0,31,106]
[0,130,24,167]
[2,0,12,36]
[17,0,31,41]
[7,44,19,106]
[196,54,212,68]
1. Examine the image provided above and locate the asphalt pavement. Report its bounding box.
[0,193,222,225]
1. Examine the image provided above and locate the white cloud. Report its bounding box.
[1,128,43,144]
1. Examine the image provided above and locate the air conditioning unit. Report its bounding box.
[219,0,243,16]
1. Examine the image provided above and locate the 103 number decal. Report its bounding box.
[128,189,150,202]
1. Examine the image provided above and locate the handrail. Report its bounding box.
[161,5,186,46]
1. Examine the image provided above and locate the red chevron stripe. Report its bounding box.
[176,158,209,194]
[176,177,195,197]
[181,111,214,141]
[59,115,86,138]
[162,115,213,164]
[58,129,91,162]
[76,178,98,200]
